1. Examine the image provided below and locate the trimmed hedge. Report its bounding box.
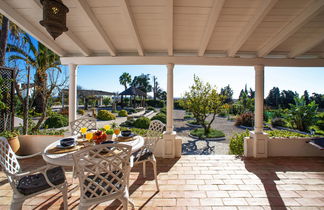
[134,117,151,129]
[118,109,128,117]
[146,99,164,108]
[151,113,166,124]
[97,110,116,121]
[190,128,225,139]
[229,130,250,155]
[44,113,68,128]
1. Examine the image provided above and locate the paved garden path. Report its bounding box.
[173,110,244,155]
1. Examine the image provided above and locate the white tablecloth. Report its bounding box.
[42,136,144,167]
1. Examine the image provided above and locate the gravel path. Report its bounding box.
[173,110,244,155]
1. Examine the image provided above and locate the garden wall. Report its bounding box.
[244,137,324,157]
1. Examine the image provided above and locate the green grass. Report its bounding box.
[190,128,225,139]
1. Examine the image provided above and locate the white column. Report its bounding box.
[250,64,268,158]
[166,63,174,133]
[162,63,177,158]
[254,65,264,133]
[69,64,77,125]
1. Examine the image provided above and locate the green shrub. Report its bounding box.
[316,112,324,130]
[218,110,227,117]
[44,114,68,128]
[146,99,165,108]
[120,119,135,127]
[174,100,184,109]
[127,108,136,114]
[118,109,128,117]
[77,109,85,115]
[151,113,166,124]
[229,130,250,155]
[120,127,150,136]
[235,112,254,127]
[134,117,151,129]
[97,110,116,121]
[267,130,312,138]
[271,117,286,127]
[147,106,156,112]
[160,107,166,114]
[190,128,225,139]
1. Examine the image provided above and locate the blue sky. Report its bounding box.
[77,65,324,99]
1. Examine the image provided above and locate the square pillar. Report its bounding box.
[69,64,77,126]
[252,64,268,158]
[163,63,177,158]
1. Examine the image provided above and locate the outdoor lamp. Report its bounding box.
[39,0,69,40]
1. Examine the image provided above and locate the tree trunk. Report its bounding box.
[22,66,31,134]
[0,16,9,66]
[33,71,47,113]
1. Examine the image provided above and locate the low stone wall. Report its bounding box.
[244,137,324,157]
[17,135,64,155]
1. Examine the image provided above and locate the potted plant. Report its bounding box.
[105,129,114,140]
[0,130,20,153]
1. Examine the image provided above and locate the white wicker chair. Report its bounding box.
[0,137,68,210]
[131,120,165,191]
[72,143,134,210]
[70,117,97,136]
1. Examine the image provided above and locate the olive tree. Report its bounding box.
[180,75,224,135]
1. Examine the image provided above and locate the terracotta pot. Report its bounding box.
[8,136,20,153]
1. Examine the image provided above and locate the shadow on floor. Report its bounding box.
[243,157,324,210]
[182,139,216,155]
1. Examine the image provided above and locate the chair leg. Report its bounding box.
[121,197,128,210]
[151,159,159,191]
[143,161,146,178]
[10,199,24,210]
[61,183,68,210]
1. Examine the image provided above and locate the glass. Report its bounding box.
[114,128,120,135]
[85,132,93,141]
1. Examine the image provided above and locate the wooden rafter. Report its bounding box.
[120,0,144,56]
[198,0,225,56]
[75,0,117,56]
[228,0,278,57]
[166,0,173,56]
[257,0,324,57]
[288,29,324,58]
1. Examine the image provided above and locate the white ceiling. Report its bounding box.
[1,0,324,66]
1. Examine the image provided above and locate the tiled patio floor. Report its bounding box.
[1,155,324,209]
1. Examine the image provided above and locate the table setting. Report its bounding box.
[42,125,144,167]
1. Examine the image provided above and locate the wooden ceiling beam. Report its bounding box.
[0,0,66,56]
[75,0,117,56]
[257,0,324,57]
[288,29,324,58]
[198,0,225,56]
[60,55,324,67]
[166,0,173,56]
[228,0,278,57]
[121,0,144,56]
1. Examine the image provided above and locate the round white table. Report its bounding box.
[42,135,144,167]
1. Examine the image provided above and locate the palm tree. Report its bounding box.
[0,14,21,66]
[7,33,62,131]
[131,74,152,94]
[119,72,132,90]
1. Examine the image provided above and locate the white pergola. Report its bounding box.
[2,0,324,158]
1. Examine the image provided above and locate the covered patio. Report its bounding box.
[0,155,323,209]
[1,0,324,209]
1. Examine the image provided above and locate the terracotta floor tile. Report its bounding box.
[0,156,323,209]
